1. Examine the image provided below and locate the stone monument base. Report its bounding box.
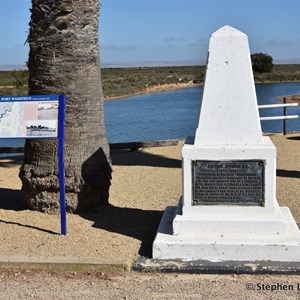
[153,136,300,262]
[153,202,300,261]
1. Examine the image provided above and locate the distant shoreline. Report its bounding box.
[104,80,300,101]
[104,82,201,100]
[276,94,300,104]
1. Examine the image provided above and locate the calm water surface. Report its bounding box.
[105,82,300,143]
[1,82,300,147]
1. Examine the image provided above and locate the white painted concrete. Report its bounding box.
[180,136,278,215]
[153,206,300,261]
[195,25,262,146]
[153,25,300,262]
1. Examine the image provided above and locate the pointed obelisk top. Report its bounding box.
[195,25,263,146]
[212,25,247,37]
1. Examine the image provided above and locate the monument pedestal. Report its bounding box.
[153,137,300,261]
[153,205,300,261]
[153,25,300,262]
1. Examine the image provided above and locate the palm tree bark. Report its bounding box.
[19,0,112,213]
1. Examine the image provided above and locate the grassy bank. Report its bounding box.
[101,66,204,98]
[1,64,300,98]
[277,94,300,104]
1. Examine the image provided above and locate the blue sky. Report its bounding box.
[0,0,299,67]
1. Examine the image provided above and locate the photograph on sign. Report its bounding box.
[38,102,59,120]
[26,120,57,137]
[0,100,59,138]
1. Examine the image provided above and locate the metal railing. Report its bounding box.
[258,97,299,135]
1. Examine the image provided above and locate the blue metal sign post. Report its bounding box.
[58,95,66,235]
[0,94,67,235]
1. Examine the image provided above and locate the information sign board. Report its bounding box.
[0,95,66,235]
[0,95,59,138]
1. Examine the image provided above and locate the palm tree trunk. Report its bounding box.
[19,0,112,213]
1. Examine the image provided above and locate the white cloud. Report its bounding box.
[102,44,138,51]
[265,39,292,46]
[162,37,176,43]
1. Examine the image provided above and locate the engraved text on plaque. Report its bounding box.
[192,160,264,205]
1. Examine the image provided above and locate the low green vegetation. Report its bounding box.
[101,66,205,98]
[1,65,300,98]
[0,70,28,96]
[254,65,300,83]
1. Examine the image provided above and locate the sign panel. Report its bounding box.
[0,94,66,235]
[192,160,264,206]
[0,95,59,138]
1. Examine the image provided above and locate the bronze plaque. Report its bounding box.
[192,160,264,206]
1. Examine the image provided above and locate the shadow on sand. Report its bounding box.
[287,135,300,141]
[277,169,300,179]
[0,188,25,211]
[0,150,179,253]
[80,205,163,258]
[0,219,59,235]
[0,188,59,235]
[0,154,24,168]
[111,149,181,168]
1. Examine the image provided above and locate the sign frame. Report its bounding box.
[0,94,66,235]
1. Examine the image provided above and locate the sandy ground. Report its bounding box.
[0,139,182,262]
[0,133,300,263]
[1,133,300,298]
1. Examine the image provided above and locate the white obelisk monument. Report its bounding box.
[153,25,300,261]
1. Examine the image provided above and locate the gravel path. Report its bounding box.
[1,269,300,299]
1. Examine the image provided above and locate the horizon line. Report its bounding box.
[1,58,300,71]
